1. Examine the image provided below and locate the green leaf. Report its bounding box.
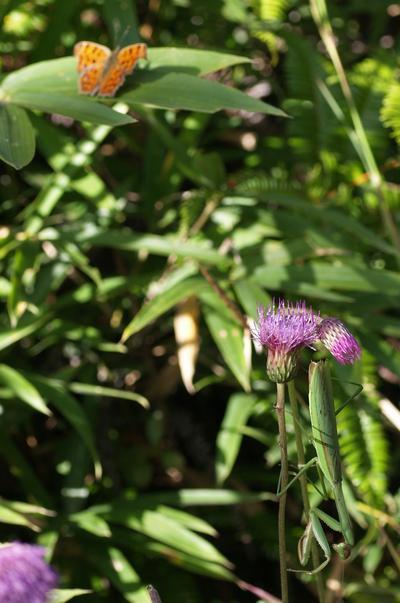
[86,231,228,266]
[87,546,148,603]
[70,510,111,537]
[252,261,400,295]
[1,59,134,126]
[138,539,236,582]
[27,375,102,480]
[50,590,92,602]
[122,71,286,116]
[201,291,250,391]
[335,361,389,507]
[1,54,284,121]
[68,382,149,409]
[0,502,39,531]
[114,489,275,507]
[0,104,35,169]
[7,94,134,126]
[233,279,271,319]
[380,82,400,144]
[98,503,232,567]
[216,393,257,485]
[149,505,217,537]
[148,47,250,75]
[0,315,48,351]
[121,277,208,342]
[0,364,50,415]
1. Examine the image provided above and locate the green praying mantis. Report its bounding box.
[280,360,362,574]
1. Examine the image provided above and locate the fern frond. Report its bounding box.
[235,171,300,197]
[335,356,389,507]
[380,82,400,146]
[178,193,206,237]
[283,33,336,158]
[349,57,394,160]
[256,0,290,21]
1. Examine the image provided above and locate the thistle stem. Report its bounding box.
[275,382,289,603]
[288,380,325,602]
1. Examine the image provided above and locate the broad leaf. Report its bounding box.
[201,290,250,392]
[122,70,286,116]
[216,393,257,484]
[1,54,285,120]
[148,47,251,75]
[0,104,35,169]
[1,60,134,126]
[87,546,148,603]
[96,503,232,567]
[0,364,50,415]
[121,277,209,342]
[85,231,228,266]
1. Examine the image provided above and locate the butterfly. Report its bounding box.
[74,41,147,97]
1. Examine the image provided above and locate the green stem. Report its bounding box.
[288,381,325,602]
[275,382,289,603]
[309,0,400,265]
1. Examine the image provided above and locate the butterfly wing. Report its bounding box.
[74,41,111,95]
[97,43,147,97]
[117,43,147,72]
[74,41,111,73]
[78,64,105,95]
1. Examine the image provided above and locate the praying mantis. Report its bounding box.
[280,359,362,574]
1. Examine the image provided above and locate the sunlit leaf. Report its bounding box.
[50,589,92,602]
[216,393,257,484]
[0,364,50,415]
[0,104,35,169]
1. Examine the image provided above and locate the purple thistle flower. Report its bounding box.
[0,542,58,603]
[317,318,361,365]
[252,299,319,382]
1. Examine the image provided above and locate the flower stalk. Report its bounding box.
[275,382,289,603]
[288,381,325,602]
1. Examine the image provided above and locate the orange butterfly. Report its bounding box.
[74,41,147,97]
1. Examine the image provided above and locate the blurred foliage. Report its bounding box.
[0,0,400,602]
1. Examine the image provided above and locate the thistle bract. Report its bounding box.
[253,300,319,382]
[0,542,58,603]
[317,318,361,365]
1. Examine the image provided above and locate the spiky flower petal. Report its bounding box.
[252,300,319,382]
[317,318,361,365]
[0,542,58,603]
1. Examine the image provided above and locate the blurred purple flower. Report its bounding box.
[0,542,58,603]
[252,300,319,382]
[317,318,361,365]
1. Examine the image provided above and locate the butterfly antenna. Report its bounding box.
[114,23,134,47]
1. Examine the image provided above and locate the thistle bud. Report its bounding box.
[317,318,361,365]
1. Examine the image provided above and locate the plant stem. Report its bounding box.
[309,0,400,265]
[288,380,325,603]
[275,382,289,603]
